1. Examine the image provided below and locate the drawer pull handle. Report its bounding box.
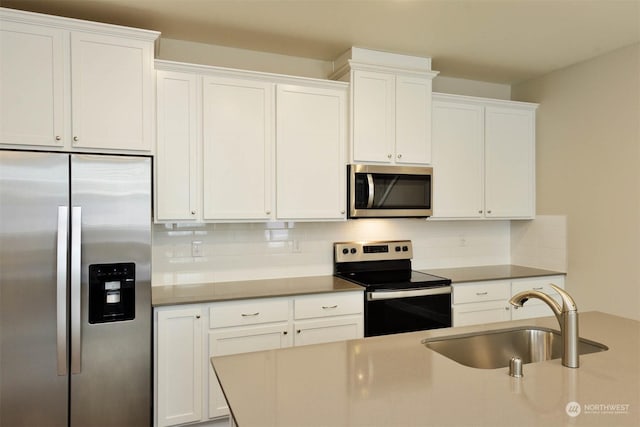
[322,305,338,309]
[533,287,544,290]
[476,292,488,296]
[241,312,260,317]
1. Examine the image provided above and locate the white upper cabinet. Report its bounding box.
[332,47,438,166]
[276,84,347,220]
[202,75,274,221]
[69,32,155,151]
[395,74,433,164]
[153,60,348,223]
[155,70,199,221]
[484,106,536,218]
[431,93,538,220]
[0,8,158,153]
[351,70,395,163]
[0,21,65,147]
[432,99,485,218]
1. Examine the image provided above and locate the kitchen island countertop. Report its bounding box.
[212,311,639,426]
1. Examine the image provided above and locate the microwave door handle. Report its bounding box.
[367,174,374,208]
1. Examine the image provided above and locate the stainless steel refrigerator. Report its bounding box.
[0,150,152,427]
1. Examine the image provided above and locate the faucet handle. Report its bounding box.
[550,284,577,312]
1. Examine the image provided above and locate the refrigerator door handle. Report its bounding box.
[56,206,69,376]
[71,206,82,374]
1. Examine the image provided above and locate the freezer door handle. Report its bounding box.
[56,206,68,376]
[71,206,82,374]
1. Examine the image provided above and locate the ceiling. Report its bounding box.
[2,0,639,84]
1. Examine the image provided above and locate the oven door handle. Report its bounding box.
[367,286,451,301]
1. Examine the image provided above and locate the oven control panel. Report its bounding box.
[334,240,413,263]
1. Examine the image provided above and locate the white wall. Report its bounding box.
[152,220,510,285]
[157,37,512,100]
[512,43,640,321]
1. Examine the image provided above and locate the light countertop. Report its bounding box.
[153,265,564,307]
[152,275,362,306]
[422,264,564,283]
[212,312,639,427]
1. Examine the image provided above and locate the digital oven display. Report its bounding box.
[363,245,389,254]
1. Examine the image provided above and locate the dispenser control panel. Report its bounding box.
[89,263,136,324]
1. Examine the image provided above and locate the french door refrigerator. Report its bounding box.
[0,150,152,427]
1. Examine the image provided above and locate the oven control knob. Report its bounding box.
[395,246,401,252]
[342,248,349,255]
[350,248,357,254]
[402,246,409,251]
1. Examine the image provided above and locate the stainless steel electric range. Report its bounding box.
[334,240,452,337]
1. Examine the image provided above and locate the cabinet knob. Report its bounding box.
[266,210,271,215]
[397,153,402,159]
[296,329,301,334]
[505,307,510,311]
[340,210,345,215]
[195,315,201,319]
[191,210,196,215]
[387,154,392,159]
[283,331,288,335]
[73,136,79,142]
[55,135,62,141]
[487,210,492,214]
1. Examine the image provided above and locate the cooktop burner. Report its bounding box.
[336,269,451,290]
[333,240,452,291]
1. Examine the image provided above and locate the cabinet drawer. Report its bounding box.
[453,281,510,305]
[209,298,289,329]
[294,292,363,320]
[511,276,565,296]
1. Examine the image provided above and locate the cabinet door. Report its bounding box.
[208,324,291,418]
[452,300,511,327]
[156,307,203,427]
[484,106,535,218]
[70,32,154,151]
[0,21,66,147]
[431,99,484,218]
[155,71,199,221]
[202,76,273,221]
[351,70,395,163]
[395,75,432,165]
[276,84,346,220]
[294,317,363,346]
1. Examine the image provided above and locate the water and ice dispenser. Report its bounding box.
[88,263,136,323]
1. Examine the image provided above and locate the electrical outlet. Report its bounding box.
[191,240,203,257]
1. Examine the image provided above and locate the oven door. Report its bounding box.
[365,287,452,337]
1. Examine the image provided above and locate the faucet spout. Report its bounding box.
[509,284,580,368]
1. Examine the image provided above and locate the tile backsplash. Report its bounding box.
[511,215,568,273]
[152,219,513,285]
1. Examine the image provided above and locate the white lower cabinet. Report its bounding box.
[155,290,363,426]
[155,306,203,427]
[451,275,565,327]
[452,280,511,327]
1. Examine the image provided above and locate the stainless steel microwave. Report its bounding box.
[348,164,433,218]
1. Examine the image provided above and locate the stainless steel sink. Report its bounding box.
[422,326,607,369]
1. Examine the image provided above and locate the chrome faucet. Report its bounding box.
[509,284,580,368]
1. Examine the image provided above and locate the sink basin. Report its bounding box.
[422,326,607,369]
